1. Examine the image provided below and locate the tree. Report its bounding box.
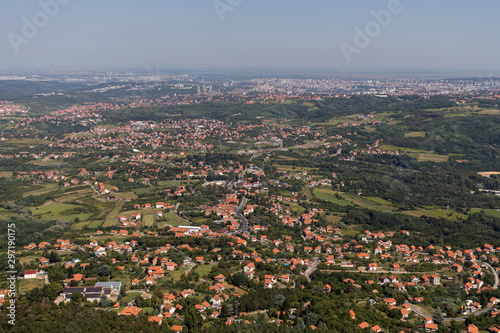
[48,251,60,263]
[71,291,84,303]
[97,265,111,277]
[43,282,63,300]
[99,295,112,308]
[432,307,444,325]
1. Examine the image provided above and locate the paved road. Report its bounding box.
[485,262,499,289]
[231,197,248,236]
[304,258,320,282]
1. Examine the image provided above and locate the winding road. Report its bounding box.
[406,262,499,322]
[304,258,320,282]
[231,197,249,236]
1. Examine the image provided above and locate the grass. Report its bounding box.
[103,202,124,227]
[0,171,13,178]
[313,188,351,206]
[32,202,80,216]
[121,292,143,303]
[195,264,216,278]
[378,144,429,153]
[470,208,500,219]
[18,278,45,294]
[167,266,192,282]
[141,209,157,227]
[414,153,449,162]
[157,180,197,187]
[365,196,393,206]
[325,215,343,224]
[313,189,396,213]
[342,226,361,237]
[164,211,189,227]
[28,159,66,166]
[133,187,154,195]
[275,164,319,173]
[286,203,306,214]
[404,131,426,138]
[341,193,395,212]
[403,208,467,221]
[22,183,59,197]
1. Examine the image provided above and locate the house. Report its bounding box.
[383,298,397,306]
[148,316,162,325]
[94,246,106,257]
[210,295,223,307]
[349,310,356,320]
[213,274,225,283]
[467,324,479,333]
[120,306,142,317]
[244,263,255,273]
[23,270,37,279]
[358,322,370,330]
[164,304,175,314]
[430,275,440,285]
[325,255,335,265]
[323,284,331,293]
[425,323,438,332]
[279,275,290,283]
[171,325,183,332]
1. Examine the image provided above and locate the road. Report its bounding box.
[485,262,499,289]
[405,261,500,322]
[231,197,248,236]
[304,258,320,282]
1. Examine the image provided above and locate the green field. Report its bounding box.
[103,202,124,227]
[18,278,45,294]
[313,188,351,205]
[195,263,216,278]
[32,202,80,216]
[470,208,500,219]
[379,144,429,153]
[23,183,60,197]
[414,153,449,162]
[313,188,397,212]
[121,292,143,304]
[404,208,467,221]
[286,202,306,214]
[404,131,426,138]
[163,211,189,227]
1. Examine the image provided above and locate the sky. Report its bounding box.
[0,0,499,71]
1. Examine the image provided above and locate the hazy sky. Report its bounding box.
[1,0,499,71]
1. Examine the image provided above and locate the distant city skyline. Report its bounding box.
[1,0,499,71]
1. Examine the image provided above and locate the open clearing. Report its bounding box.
[32,202,80,216]
[414,153,449,162]
[195,263,216,278]
[404,131,426,137]
[23,183,59,197]
[163,211,189,227]
[478,171,500,178]
[18,278,45,294]
[313,188,396,212]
